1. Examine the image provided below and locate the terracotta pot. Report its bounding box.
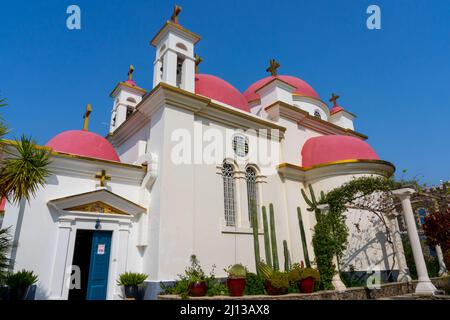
[299,277,315,293]
[227,278,246,297]
[188,281,208,297]
[264,280,288,296]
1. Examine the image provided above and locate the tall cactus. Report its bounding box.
[297,207,311,268]
[250,200,261,275]
[262,206,272,269]
[283,240,291,272]
[269,203,279,271]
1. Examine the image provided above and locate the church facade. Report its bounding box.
[1,9,407,300]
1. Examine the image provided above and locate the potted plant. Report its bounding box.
[289,263,320,294]
[258,262,289,295]
[185,255,208,297]
[224,264,247,296]
[117,272,148,300]
[5,269,38,300]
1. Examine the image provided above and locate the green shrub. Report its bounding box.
[5,270,38,287]
[117,272,148,286]
[224,264,247,279]
[268,271,290,289]
[244,273,265,295]
[289,263,320,282]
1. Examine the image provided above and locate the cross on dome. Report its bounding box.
[83,104,92,131]
[266,59,280,77]
[195,54,203,74]
[170,5,182,25]
[329,93,340,106]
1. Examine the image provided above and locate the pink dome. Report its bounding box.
[0,197,5,212]
[46,130,120,162]
[195,74,250,112]
[243,75,320,102]
[301,135,379,167]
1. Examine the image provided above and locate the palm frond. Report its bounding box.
[0,135,50,204]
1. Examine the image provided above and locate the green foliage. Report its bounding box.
[224,264,247,279]
[0,228,12,282]
[267,271,290,289]
[289,263,320,282]
[244,272,265,295]
[402,237,440,279]
[257,261,273,280]
[117,272,148,286]
[183,254,207,283]
[269,204,279,271]
[297,207,311,268]
[262,206,272,269]
[340,265,363,288]
[0,135,50,203]
[5,269,38,287]
[302,176,397,290]
[283,240,290,272]
[250,200,261,275]
[205,277,228,297]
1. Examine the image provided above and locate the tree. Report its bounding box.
[0,95,50,269]
[423,209,450,268]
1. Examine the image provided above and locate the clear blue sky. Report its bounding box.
[0,0,449,185]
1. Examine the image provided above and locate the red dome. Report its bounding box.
[195,74,250,112]
[243,75,320,102]
[0,197,5,212]
[301,135,379,167]
[46,130,120,162]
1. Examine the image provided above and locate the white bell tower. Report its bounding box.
[109,65,147,133]
[150,6,200,93]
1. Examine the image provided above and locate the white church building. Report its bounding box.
[2,8,426,300]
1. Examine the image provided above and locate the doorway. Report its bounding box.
[68,230,113,300]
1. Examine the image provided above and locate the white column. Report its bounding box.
[317,204,347,291]
[153,58,162,88]
[392,188,437,295]
[435,245,448,276]
[49,217,74,300]
[387,212,411,282]
[161,49,178,87]
[181,56,195,93]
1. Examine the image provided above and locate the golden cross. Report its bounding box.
[266,59,280,77]
[170,5,182,24]
[329,93,340,106]
[128,65,135,81]
[95,170,111,187]
[83,104,92,131]
[194,54,203,74]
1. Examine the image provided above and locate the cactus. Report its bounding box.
[262,206,273,269]
[269,203,279,271]
[283,240,291,272]
[250,200,261,275]
[225,264,247,279]
[297,207,311,268]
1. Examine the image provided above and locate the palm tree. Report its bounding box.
[0,96,50,270]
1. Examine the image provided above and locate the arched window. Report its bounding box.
[314,110,321,119]
[176,42,188,51]
[222,162,236,227]
[246,167,259,224]
[126,97,137,104]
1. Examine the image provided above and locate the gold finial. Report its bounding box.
[329,93,340,106]
[194,54,203,74]
[266,59,280,77]
[170,5,182,24]
[95,170,111,187]
[128,65,135,81]
[83,104,92,131]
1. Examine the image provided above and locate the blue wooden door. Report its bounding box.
[86,231,112,300]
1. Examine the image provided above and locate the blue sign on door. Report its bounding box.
[86,231,112,300]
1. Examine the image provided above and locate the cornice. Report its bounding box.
[109,82,147,98]
[150,21,201,46]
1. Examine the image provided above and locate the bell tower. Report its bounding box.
[150,5,201,93]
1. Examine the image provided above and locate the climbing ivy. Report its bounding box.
[302,176,399,290]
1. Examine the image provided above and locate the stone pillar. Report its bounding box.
[392,188,437,295]
[435,245,448,276]
[387,212,411,282]
[317,204,347,291]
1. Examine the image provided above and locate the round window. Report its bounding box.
[232,134,249,157]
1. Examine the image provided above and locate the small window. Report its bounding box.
[222,162,236,227]
[246,167,259,225]
[176,56,185,87]
[314,110,321,119]
[126,97,137,104]
[126,106,134,120]
[176,42,188,51]
[232,134,249,157]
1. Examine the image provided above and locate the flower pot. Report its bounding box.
[227,278,246,297]
[188,281,208,297]
[299,277,315,294]
[8,285,31,301]
[264,280,288,296]
[123,285,140,300]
